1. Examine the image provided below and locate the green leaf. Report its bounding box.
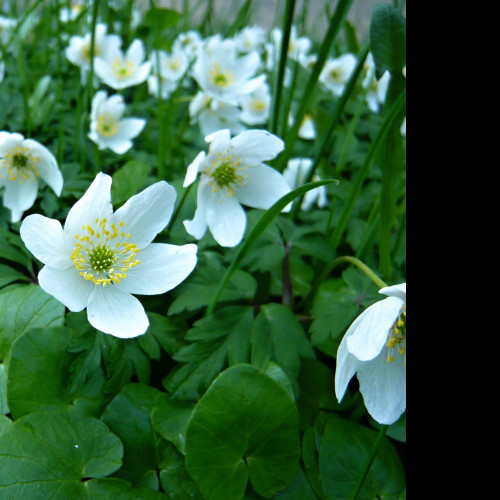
[0,412,123,496]
[0,285,65,361]
[0,414,10,435]
[111,160,152,206]
[144,7,181,32]
[0,363,8,415]
[318,415,405,499]
[102,383,165,489]
[7,327,106,419]
[185,364,301,500]
[0,263,29,288]
[84,478,167,499]
[370,3,406,77]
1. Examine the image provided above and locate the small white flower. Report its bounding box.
[283,158,328,211]
[20,173,198,338]
[240,82,271,126]
[270,27,312,65]
[59,1,85,23]
[183,129,291,247]
[189,92,245,137]
[192,38,265,106]
[234,25,267,54]
[0,132,63,223]
[0,16,17,48]
[151,46,189,82]
[320,54,357,96]
[289,113,317,141]
[95,38,152,90]
[174,30,203,61]
[335,283,407,425]
[89,91,146,155]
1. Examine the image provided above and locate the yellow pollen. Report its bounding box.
[387,306,407,366]
[96,114,120,137]
[0,145,41,185]
[206,155,248,198]
[112,58,136,80]
[209,63,235,89]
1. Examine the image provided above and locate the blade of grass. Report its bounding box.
[206,179,339,316]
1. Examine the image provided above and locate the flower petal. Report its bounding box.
[206,191,246,247]
[346,296,404,362]
[380,283,406,303]
[230,130,284,162]
[64,173,113,236]
[335,333,361,403]
[184,151,206,188]
[38,266,94,312]
[23,139,63,196]
[112,181,176,249]
[20,214,73,269]
[118,118,146,140]
[2,177,38,222]
[236,163,291,211]
[117,243,197,295]
[357,348,406,425]
[184,176,211,239]
[87,285,149,338]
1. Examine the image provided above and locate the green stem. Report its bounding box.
[87,0,100,110]
[349,425,389,500]
[328,88,406,248]
[164,183,193,236]
[270,0,297,135]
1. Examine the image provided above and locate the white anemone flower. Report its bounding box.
[174,30,203,62]
[151,46,189,82]
[89,91,146,155]
[95,39,152,90]
[234,26,267,54]
[320,54,357,96]
[335,283,407,425]
[240,82,271,126]
[183,129,291,247]
[20,173,198,338]
[283,158,328,211]
[192,39,265,106]
[270,27,312,65]
[0,132,63,223]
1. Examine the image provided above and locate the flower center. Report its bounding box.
[207,153,249,198]
[387,306,406,365]
[0,146,40,184]
[209,63,235,89]
[250,99,267,113]
[96,114,120,137]
[71,218,140,286]
[82,41,101,63]
[112,58,136,80]
[329,68,342,82]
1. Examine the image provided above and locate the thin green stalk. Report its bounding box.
[355,196,381,259]
[87,0,100,110]
[328,89,406,249]
[15,37,33,135]
[55,0,65,165]
[349,425,389,500]
[270,0,297,135]
[226,0,253,37]
[165,183,193,236]
[277,0,354,171]
[336,98,365,174]
[290,45,369,221]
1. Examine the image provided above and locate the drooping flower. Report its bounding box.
[0,132,63,223]
[269,27,312,66]
[95,38,152,90]
[192,38,265,106]
[320,54,357,96]
[89,91,146,154]
[240,82,271,126]
[20,173,198,338]
[362,54,390,114]
[283,158,328,211]
[335,283,407,425]
[183,129,291,247]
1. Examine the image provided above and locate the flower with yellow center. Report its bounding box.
[320,54,357,96]
[89,91,146,154]
[20,173,198,338]
[183,129,291,247]
[0,132,63,223]
[335,283,407,425]
[95,39,151,90]
[240,82,271,126]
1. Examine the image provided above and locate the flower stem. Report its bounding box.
[164,183,193,236]
[349,424,389,500]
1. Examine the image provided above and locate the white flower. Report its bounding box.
[89,91,146,154]
[95,38,152,90]
[59,1,85,23]
[283,158,328,211]
[270,27,312,65]
[20,173,198,338]
[0,16,17,48]
[151,46,189,82]
[320,54,357,96]
[335,283,407,425]
[192,38,265,106]
[289,113,317,141]
[234,25,267,54]
[240,82,271,126]
[0,132,63,223]
[189,92,245,137]
[174,30,203,61]
[183,129,291,247]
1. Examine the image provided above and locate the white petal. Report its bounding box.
[87,285,149,338]
[335,333,361,402]
[236,163,291,211]
[205,128,231,150]
[346,296,404,362]
[20,215,73,269]
[183,176,211,240]
[184,151,206,188]
[117,243,197,295]
[126,39,145,65]
[23,139,63,196]
[64,173,113,236]
[113,181,176,249]
[118,118,146,140]
[90,90,108,121]
[380,283,406,303]
[3,177,38,221]
[230,130,284,162]
[357,349,406,425]
[38,266,94,312]
[206,191,246,247]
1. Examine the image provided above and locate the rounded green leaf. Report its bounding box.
[185,364,300,500]
[0,412,123,497]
